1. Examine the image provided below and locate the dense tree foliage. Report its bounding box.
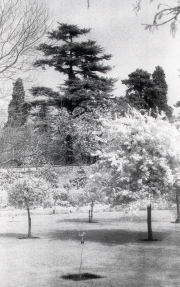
[30,23,115,115]
[122,66,172,117]
[5,79,28,127]
[8,179,46,237]
[64,108,180,212]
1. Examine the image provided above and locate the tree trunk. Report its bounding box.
[176,190,180,223]
[52,206,56,214]
[27,206,31,238]
[147,204,153,241]
[66,134,74,164]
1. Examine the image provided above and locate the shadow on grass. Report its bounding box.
[0,233,40,239]
[58,218,98,224]
[61,273,103,281]
[0,233,26,238]
[18,236,40,239]
[47,229,165,245]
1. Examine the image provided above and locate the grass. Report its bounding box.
[0,210,179,287]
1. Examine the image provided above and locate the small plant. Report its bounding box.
[78,231,86,279]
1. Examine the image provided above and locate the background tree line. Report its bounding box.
[0,22,176,167]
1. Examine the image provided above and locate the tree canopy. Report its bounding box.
[30,23,115,115]
[75,108,180,207]
[122,66,172,117]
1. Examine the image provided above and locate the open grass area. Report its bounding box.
[0,210,180,287]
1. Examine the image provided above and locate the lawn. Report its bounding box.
[0,209,180,287]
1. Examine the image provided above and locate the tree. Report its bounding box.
[122,69,152,110]
[8,179,46,238]
[29,23,115,164]
[122,66,172,117]
[30,23,115,115]
[151,66,172,117]
[5,79,28,127]
[0,0,48,82]
[77,109,180,218]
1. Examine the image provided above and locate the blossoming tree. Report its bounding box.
[8,179,46,238]
[79,109,180,219]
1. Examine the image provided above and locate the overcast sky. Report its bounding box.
[2,0,180,119]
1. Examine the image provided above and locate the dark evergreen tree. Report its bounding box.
[122,67,172,117]
[30,23,115,114]
[121,69,152,110]
[151,66,172,117]
[5,78,28,127]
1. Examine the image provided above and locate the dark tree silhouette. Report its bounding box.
[122,66,172,117]
[30,23,115,115]
[5,78,28,127]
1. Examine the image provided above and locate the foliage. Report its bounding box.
[122,66,172,117]
[63,167,91,206]
[0,123,49,166]
[5,78,28,128]
[26,23,117,164]
[8,179,46,209]
[79,109,180,206]
[151,66,172,117]
[32,168,71,209]
[30,23,115,115]
[0,167,70,210]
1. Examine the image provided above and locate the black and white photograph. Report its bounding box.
[0,1,180,286]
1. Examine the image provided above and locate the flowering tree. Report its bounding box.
[78,109,180,216]
[8,179,46,238]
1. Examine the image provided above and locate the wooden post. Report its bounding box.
[91,200,93,222]
[147,204,153,241]
[27,207,31,238]
[89,210,91,223]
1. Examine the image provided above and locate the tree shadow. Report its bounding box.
[0,232,27,238]
[46,229,165,245]
[61,273,103,281]
[0,233,40,239]
[59,218,98,224]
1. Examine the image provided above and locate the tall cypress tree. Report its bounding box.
[6,78,28,127]
[151,66,172,117]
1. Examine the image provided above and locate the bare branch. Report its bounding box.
[0,0,49,80]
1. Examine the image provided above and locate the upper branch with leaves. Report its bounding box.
[134,0,180,36]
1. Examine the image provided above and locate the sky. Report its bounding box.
[1,0,180,120]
